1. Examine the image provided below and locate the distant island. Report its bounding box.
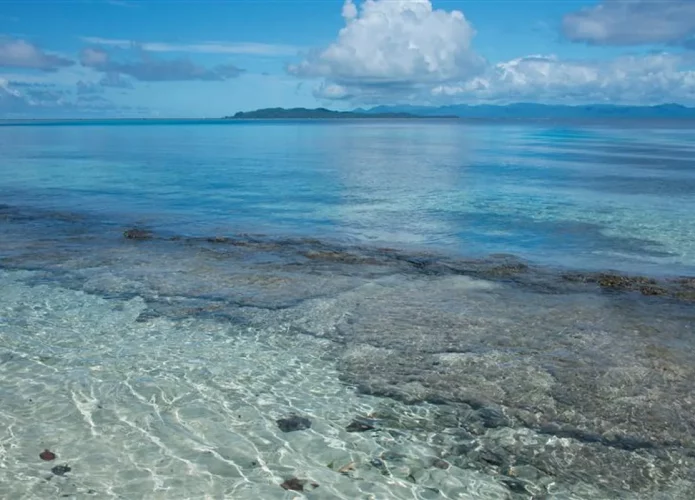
[226,103,695,120]
[224,107,458,119]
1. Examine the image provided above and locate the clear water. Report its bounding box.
[0,119,694,499]
[1,119,694,275]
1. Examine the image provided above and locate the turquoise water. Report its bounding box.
[1,119,694,274]
[0,119,694,499]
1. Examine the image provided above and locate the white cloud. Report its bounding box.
[431,53,695,104]
[563,0,695,46]
[288,0,483,85]
[289,0,695,105]
[81,37,300,56]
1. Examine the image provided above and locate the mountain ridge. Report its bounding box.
[356,103,695,118]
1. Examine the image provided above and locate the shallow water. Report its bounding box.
[0,120,694,499]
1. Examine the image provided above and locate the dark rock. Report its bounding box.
[675,290,695,301]
[485,262,529,277]
[640,285,668,296]
[346,418,377,432]
[40,449,56,461]
[303,250,376,265]
[381,450,407,462]
[370,457,389,475]
[596,273,655,291]
[478,406,511,428]
[501,477,527,494]
[451,441,477,456]
[478,448,507,467]
[123,228,153,240]
[538,423,603,444]
[280,478,318,491]
[539,423,656,451]
[276,415,312,432]
[135,310,161,323]
[51,464,71,476]
[432,459,450,470]
[280,478,305,491]
[207,236,231,243]
[603,433,656,451]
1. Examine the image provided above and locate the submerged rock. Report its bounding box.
[276,415,312,432]
[432,459,450,470]
[478,406,511,429]
[346,418,377,432]
[280,478,318,492]
[123,228,153,240]
[51,464,71,476]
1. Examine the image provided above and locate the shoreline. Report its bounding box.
[1,202,694,291]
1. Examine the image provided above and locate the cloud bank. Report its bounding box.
[81,37,300,56]
[80,47,244,82]
[0,37,74,71]
[290,0,695,105]
[0,78,130,116]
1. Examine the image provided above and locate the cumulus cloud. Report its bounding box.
[290,0,695,105]
[80,47,244,82]
[288,0,483,87]
[563,0,695,46]
[0,37,74,71]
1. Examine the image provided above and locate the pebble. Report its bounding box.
[276,415,312,432]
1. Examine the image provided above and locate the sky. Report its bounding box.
[1,0,695,117]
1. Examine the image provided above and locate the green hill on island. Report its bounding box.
[225,107,458,119]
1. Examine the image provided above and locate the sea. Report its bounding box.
[0,118,693,499]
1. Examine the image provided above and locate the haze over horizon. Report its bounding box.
[1,0,695,118]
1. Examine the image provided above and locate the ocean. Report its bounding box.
[0,118,694,499]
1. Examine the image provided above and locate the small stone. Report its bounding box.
[339,461,356,474]
[346,418,376,432]
[276,415,311,433]
[40,449,56,461]
[280,478,318,492]
[51,464,71,476]
[280,478,305,491]
[433,459,450,470]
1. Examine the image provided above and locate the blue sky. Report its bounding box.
[1,0,695,117]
